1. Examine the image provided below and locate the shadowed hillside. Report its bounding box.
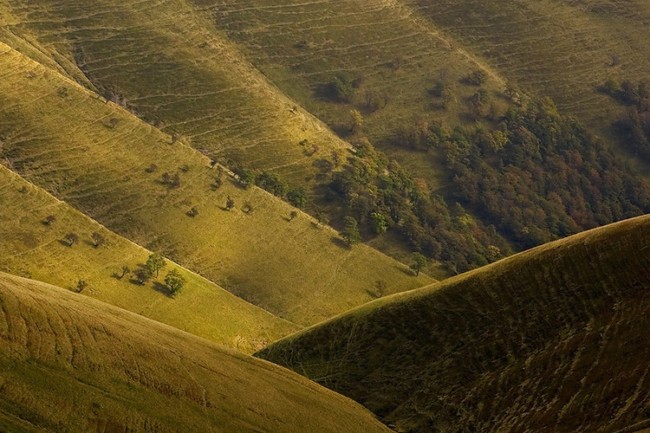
[259,215,650,432]
[403,0,650,136]
[0,165,296,352]
[0,42,431,326]
[0,272,392,433]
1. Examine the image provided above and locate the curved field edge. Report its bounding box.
[259,214,650,432]
[0,165,296,352]
[0,271,393,433]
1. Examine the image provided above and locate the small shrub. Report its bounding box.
[226,196,235,210]
[462,70,487,86]
[63,232,79,247]
[241,202,254,214]
[91,232,106,248]
[76,280,88,293]
[42,215,56,226]
[145,164,158,173]
[187,206,199,217]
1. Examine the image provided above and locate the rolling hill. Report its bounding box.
[0,0,363,187]
[0,271,393,433]
[0,165,296,352]
[0,41,432,326]
[259,214,650,432]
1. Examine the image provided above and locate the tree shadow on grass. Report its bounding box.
[152,281,174,298]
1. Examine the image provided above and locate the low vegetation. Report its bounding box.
[260,215,650,432]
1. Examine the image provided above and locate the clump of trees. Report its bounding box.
[327,95,650,273]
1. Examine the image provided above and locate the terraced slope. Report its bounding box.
[0,42,431,325]
[0,165,295,352]
[0,272,393,433]
[260,215,650,433]
[0,0,353,186]
[404,0,650,135]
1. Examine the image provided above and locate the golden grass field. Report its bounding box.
[0,42,432,328]
[0,165,297,353]
[0,272,393,433]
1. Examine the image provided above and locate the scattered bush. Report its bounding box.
[76,280,88,293]
[91,232,106,248]
[226,196,235,210]
[187,207,199,217]
[42,215,56,226]
[242,202,254,214]
[63,232,79,247]
[164,269,185,297]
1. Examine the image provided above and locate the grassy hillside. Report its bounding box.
[0,0,354,186]
[0,271,393,433]
[404,0,650,137]
[195,0,505,144]
[0,42,431,325]
[259,214,650,432]
[0,165,296,352]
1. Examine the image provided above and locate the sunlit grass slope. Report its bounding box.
[0,165,296,353]
[189,0,508,194]
[260,215,650,432]
[0,272,393,433]
[0,43,432,325]
[0,0,353,185]
[404,0,650,135]
[195,0,504,141]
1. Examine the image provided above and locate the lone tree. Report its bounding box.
[63,232,79,247]
[410,252,428,276]
[349,109,363,133]
[342,216,361,246]
[145,253,166,277]
[226,196,235,210]
[91,232,106,248]
[118,265,130,279]
[289,210,298,221]
[164,269,186,297]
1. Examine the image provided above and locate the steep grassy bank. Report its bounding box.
[260,215,650,432]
